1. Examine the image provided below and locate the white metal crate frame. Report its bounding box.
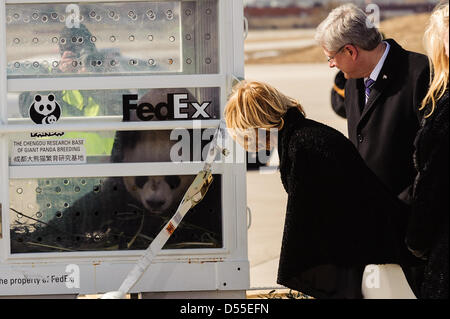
[0,0,248,296]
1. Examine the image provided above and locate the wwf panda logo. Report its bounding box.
[29,94,61,125]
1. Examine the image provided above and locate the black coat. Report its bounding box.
[333,39,430,200]
[276,107,419,298]
[407,89,449,299]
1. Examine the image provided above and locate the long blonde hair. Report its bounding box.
[225,80,305,151]
[420,1,449,117]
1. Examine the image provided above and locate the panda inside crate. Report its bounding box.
[10,174,222,253]
[10,89,223,253]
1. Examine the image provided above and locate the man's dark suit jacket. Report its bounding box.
[332,39,430,201]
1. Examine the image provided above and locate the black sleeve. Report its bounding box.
[406,134,449,256]
[413,59,431,121]
[331,71,347,118]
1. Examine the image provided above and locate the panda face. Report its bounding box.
[124,175,192,214]
[120,129,195,215]
[29,93,61,125]
[33,94,56,116]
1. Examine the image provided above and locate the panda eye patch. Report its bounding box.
[135,176,148,189]
[47,104,53,110]
[165,175,181,189]
[39,105,44,112]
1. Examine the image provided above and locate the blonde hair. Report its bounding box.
[225,80,305,151]
[420,1,449,117]
[225,80,305,130]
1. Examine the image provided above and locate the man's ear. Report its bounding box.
[346,45,359,61]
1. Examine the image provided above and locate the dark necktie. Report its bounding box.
[364,78,375,104]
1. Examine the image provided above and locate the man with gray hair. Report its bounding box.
[315,4,429,298]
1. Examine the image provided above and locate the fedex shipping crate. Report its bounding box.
[0,0,248,298]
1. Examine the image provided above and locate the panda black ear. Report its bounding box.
[48,94,55,102]
[34,95,42,102]
[165,175,181,189]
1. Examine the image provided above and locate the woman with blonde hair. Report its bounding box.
[225,81,419,298]
[405,1,449,299]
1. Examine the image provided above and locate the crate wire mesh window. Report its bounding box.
[0,0,247,297]
[10,174,223,253]
[5,1,219,76]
